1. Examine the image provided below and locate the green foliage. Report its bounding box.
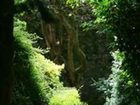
[49,88,87,105]
[12,18,64,105]
[12,18,86,105]
[66,0,85,8]
[13,0,140,105]
[104,51,136,105]
[15,0,27,5]
[80,21,94,31]
[93,51,136,105]
[89,0,140,104]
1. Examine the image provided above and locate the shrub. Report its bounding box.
[12,18,64,105]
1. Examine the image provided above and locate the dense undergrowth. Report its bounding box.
[94,51,136,105]
[12,18,86,105]
[90,0,140,105]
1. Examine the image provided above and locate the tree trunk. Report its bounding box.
[0,0,14,105]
